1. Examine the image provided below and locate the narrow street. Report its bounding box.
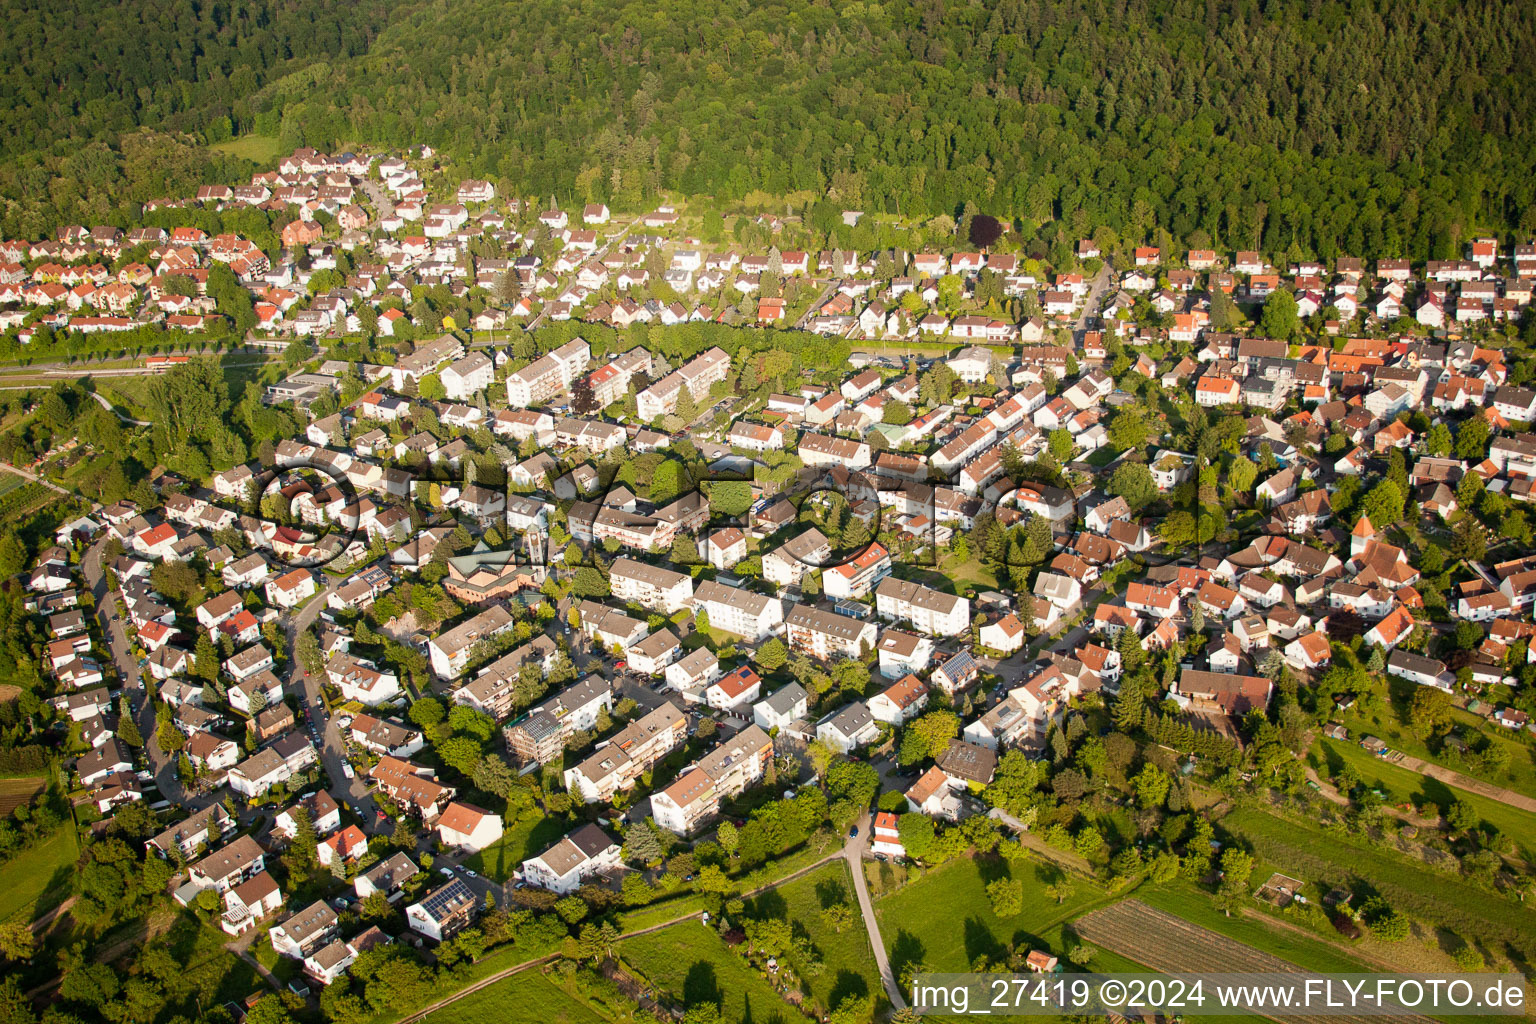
[843,809,907,1010]
[1074,258,1115,335]
[792,277,839,330]
[82,535,195,808]
[285,575,382,830]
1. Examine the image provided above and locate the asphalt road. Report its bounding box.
[82,535,197,809]
[842,806,907,1009]
[286,572,383,830]
[1074,258,1116,335]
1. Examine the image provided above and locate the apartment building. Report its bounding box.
[441,351,494,400]
[563,701,687,803]
[822,542,892,599]
[520,824,622,894]
[578,600,649,649]
[763,528,831,587]
[449,636,559,720]
[505,337,591,407]
[501,676,614,766]
[875,577,970,636]
[635,346,730,420]
[799,432,872,470]
[609,558,694,614]
[390,335,464,390]
[784,603,878,660]
[692,580,784,640]
[652,725,772,835]
[428,605,516,678]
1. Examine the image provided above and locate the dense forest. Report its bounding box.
[0,0,394,234]
[3,0,1536,258]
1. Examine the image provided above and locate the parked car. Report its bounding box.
[341,763,355,780]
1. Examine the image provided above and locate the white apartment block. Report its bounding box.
[609,558,694,614]
[692,580,784,641]
[505,338,591,408]
[874,577,970,636]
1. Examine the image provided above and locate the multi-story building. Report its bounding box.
[650,768,717,836]
[187,834,266,893]
[449,637,559,720]
[763,528,831,587]
[874,577,970,636]
[505,338,591,408]
[520,824,622,894]
[582,348,653,407]
[428,606,516,678]
[635,347,730,420]
[501,676,614,765]
[406,879,479,942]
[609,558,694,614]
[441,351,494,400]
[799,432,872,470]
[578,600,649,650]
[823,542,892,599]
[563,701,687,803]
[784,603,878,660]
[876,628,935,678]
[692,580,784,640]
[390,335,464,391]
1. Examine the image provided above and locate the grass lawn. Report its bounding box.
[1083,446,1122,468]
[618,923,801,1024]
[1333,685,1536,799]
[752,862,880,1015]
[210,134,285,165]
[0,776,44,816]
[932,553,1000,594]
[0,473,28,499]
[873,854,1105,976]
[465,810,566,881]
[1133,879,1373,973]
[0,827,77,922]
[424,969,610,1024]
[1312,737,1536,853]
[1221,803,1536,963]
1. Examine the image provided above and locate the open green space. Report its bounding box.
[618,922,799,1024]
[1134,879,1373,973]
[210,134,285,165]
[756,862,880,1015]
[873,853,1104,975]
[464,810,566,881]
[0,826,77,922]
[1220,804,1536,962]
[1313,737,1536,854]
[1331,687,1536,800]
[424,968,611,1024]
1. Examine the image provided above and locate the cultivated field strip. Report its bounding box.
[1074,901,1440,1024]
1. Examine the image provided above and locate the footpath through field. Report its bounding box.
[1074,900,1440,1024]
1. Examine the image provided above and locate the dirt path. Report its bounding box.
[1394,754,1536,815]
[1076,900,1440,1024]
[844,811,906,1010]
[1300,767,1442,828]
[395,847,846,1023]
[0,461,71,497]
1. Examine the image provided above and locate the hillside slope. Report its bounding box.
[3,0,1535,257]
